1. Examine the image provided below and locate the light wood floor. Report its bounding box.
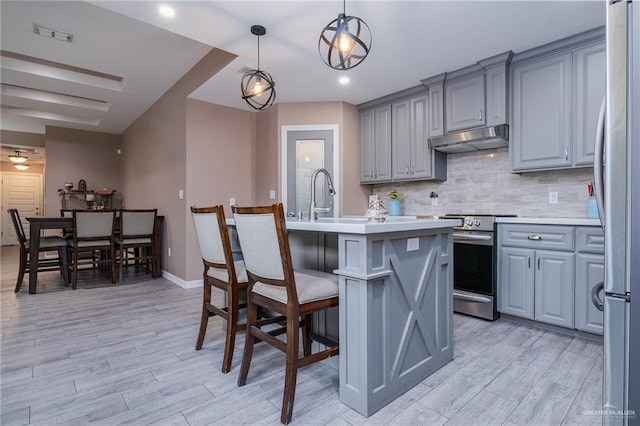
[1,245,603,425]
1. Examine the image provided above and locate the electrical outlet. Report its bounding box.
[407,238,419,252]
[431,197,438,206]
[229,197,236,206]
[548,191,558,204]
[269,190,276,200]
[178,189,184,200]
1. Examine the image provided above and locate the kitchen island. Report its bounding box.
[229,216,458,416]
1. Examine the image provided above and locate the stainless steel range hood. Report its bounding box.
[428,124,509,153]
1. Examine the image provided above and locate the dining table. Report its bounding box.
[25,215,164,294]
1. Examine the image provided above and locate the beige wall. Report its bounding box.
[185,99,256,281]
[44,126,122,215]
[120,48,237,282]
[254,105,279,205]
[251,101,370,215]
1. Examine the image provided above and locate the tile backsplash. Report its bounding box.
[373,148,595,218]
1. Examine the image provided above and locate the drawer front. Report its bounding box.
[499,224,574,251]
[576,226,604,254]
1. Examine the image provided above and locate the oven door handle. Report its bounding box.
[452,232,493,246]
[453,291,492,303]
[452,233,492,241]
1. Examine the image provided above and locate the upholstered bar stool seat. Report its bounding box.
[253,269,338,304]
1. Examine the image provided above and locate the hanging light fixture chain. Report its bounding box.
[257,35,260,71]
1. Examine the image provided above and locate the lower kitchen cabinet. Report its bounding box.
[499,247,535,319]
[574,226,605,335]
[575,253,604,334]
[496,223,607,333]
[534,250,575,328]
[498,245,575,328]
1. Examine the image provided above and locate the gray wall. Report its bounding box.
[374,147,594,218]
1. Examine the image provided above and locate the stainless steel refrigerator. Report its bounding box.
[593,1,639,424]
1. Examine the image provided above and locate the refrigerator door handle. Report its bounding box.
[591,281,604,312]
[594,96,606,228]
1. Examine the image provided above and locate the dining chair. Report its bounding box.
[191,205,285,373]
[232,203,339,424]
[68,209,117,289]
[9,209,69,293]
[115,209,157,282]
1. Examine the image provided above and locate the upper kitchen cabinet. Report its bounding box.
[392,92,446,181]
[444,65,486,132]
[359,105,391,183]
[444,52,513,133]
[510,27,605,172]
[421,73,445,137]
[359,86,446,184]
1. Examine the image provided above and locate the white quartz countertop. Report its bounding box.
[227,216,459,234]
[496,217,603,227]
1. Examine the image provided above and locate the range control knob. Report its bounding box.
[474,219,481,226]
[465,219,474,226]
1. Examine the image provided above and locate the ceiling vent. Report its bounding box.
[33,24,73,43]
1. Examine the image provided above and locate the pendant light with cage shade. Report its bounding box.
[241,25,276,110]
[319,0,372,70]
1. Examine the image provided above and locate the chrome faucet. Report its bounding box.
[309,168,336,221]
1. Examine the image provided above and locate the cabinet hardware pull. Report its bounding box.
[527,235,542,241]
[565,148,569,161]
[479,109,483,121]
[537,257,541,270]
[528,256,531,268]
[410,164,414,174]
[406,165,410,174]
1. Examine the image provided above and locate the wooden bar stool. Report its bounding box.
[232,203,339,424]
[191,205,284,373]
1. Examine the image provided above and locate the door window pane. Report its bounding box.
[295,139,324,213]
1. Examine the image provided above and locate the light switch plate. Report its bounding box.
[178,189,184,200]
[269,190,276,200]
[230,197,236,206]
[407,238,419,252]
[431,197,438,206]
[548,191,558,204]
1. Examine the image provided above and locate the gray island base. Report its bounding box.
[230,217,457,416]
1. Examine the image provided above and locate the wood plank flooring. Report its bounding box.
[0,245,603,425]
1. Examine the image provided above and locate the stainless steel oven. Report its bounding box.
[445,214,515,321]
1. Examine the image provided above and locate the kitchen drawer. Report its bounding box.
[499,224,574,251]
[576,226,604,254]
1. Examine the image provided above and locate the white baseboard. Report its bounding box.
[162,270,203,289]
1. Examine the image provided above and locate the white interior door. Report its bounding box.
[1,172,43,245]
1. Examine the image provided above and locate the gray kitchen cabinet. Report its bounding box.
[499,246,535,319]
[422,73,445,137]
[511,52,573,171]
[575,226,604,335]
[359,86,445,184]
[534,250,575,328]
[359,105,391,183]
[392,94,446,181]
[510,28,605,172]
[445,69,485,132]
[498,224,575,328]
[574,42,606,166]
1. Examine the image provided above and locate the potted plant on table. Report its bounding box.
[388,189,403,216]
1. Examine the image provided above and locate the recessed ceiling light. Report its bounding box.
[339,76,350,85]
[158,5,175,18]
